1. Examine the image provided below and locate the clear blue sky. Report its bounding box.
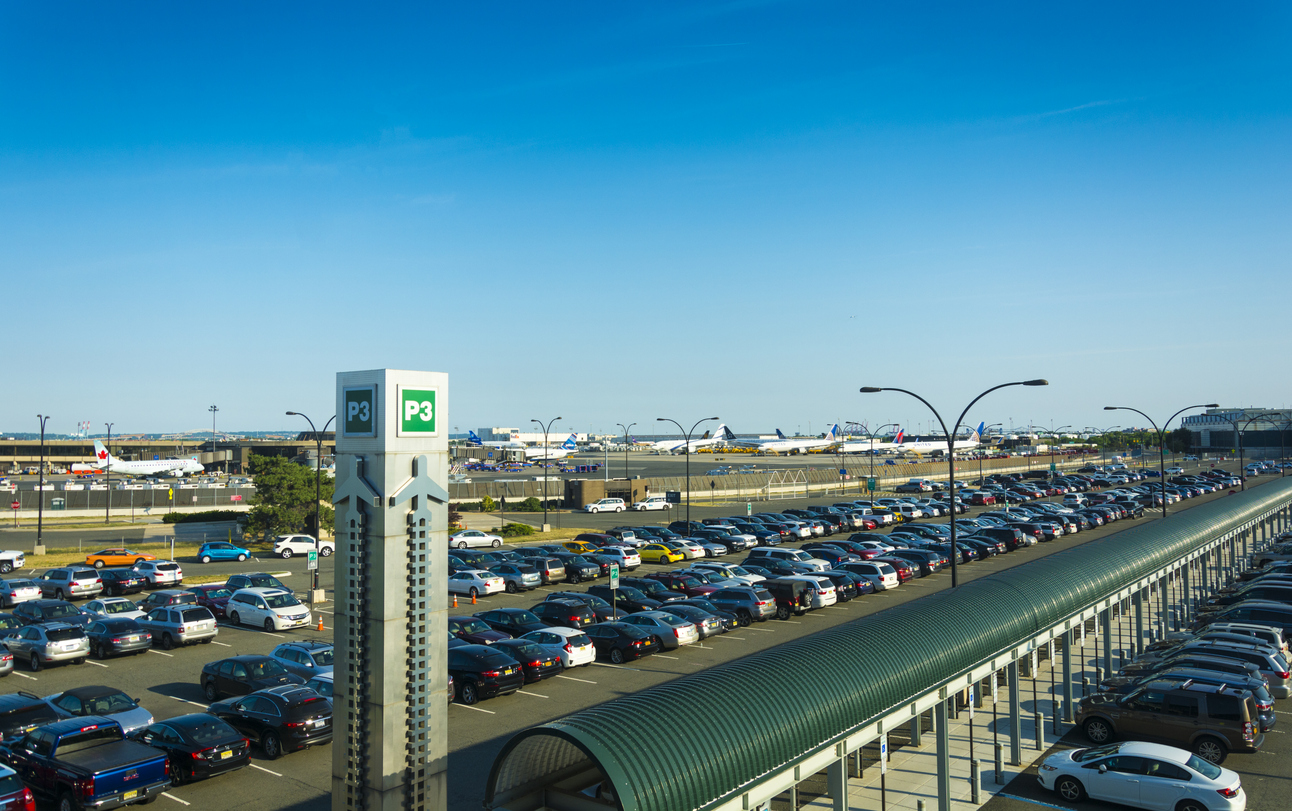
[3,2,1289,439]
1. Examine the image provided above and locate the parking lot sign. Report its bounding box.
[342,385,377,437]
[880,734,888,774]
[867,477,877,492]
[609,563,619,589]
[307,549,319,570]
[1050,463,1057,473]
[746,502,752,516]
[397,386,438,436]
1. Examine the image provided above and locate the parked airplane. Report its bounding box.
[839,429,906,454]
[91,441,205,477]
[525,434,580,461]
[466,430,525,449]
[892,423,987,457]
[652,425,735,454]
[734,425,842,454]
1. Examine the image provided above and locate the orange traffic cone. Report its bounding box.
[471,593,477,605]
[317,616,325,632]
[452,595,458,608]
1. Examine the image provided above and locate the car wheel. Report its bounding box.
[204,680,218,701]
[93,560,105,569]
[201,555,212,564]
[73,657,86,665]
[229,611,240,626]
[92,643,104,659]
[776,604,791,621]
[609,648,625,664]
[457,541,468,549]
[0,563,9,575]
[1175,801,1208,811]
[237,554,247,562]
[57,791,75,811]
[135,558,146,565]
[1082,718,1112,744]
[458,681,479,705]
[264,619,274,632]
[55,589,66,600]
[168,757,185,786]
[160,633,174,650]
[737,611,752,627]
[615,506,624,513]
[261,732,282,760]
[29,655,40,672]
[280,549,293,559]
[492,539,502,548]
[469,587,479,599]
[505,582,517,594]
[319,546,332,557]
[1193,736,1227,764]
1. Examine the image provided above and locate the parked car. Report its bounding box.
[0,765,32,811]
[540,591,625,622]
[185,584,235,619]
[1037,739,1245,809]
[0,579,41,609]
[36,567,102,601]
[138,604,219,649]
[226,588,310,632]
[131,560,183,587]
[206,685,332,758]
[132,713,251,785]
[269,641,334,679]
[448,530,504,549]
[448,615,512,645]
[447,644,526,704]
[11,599,90,628]
[582,622,662,663]
[83,597,146,621]
[0,716,169,807]
[0,693,61,742]
[225,572,289,593]
[529,599,597,630]
[271,534,335,558]
[472,608,550,638]
[583,498,626,514]
[448,569,506,599]
[3,623,88,671]
[519,627,597,668]
[198,542,251,563]
[619,611,699,649]
[490,638,565,683]
[97,568,147,597]
[86,617,152,659]
[488,563,543,594]
[138,589,198,614]
[85,548,156,569]
[42,686,153,734]
[201,655,306,700]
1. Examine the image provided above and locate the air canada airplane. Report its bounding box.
[651,425,735,454]
[91,440,204,477]
[734,425,842,454]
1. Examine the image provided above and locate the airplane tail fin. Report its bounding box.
[561,434,578,450]
[467,431,483,446]
[776,429,787,440]
[969,422,985,442]
[894,430,905,444]
[827,424,840,440]
[93,440,111,465]
[711,424,727,440]
[722,426,736,441]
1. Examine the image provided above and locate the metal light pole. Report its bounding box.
[286,411,336,596]
[859,422,899,498]
[656,417,718,526]
[531,418,562,530]
[1104,404,1218,517]
[208,405,219,476]
[35,415,50,555]
[862,380,1048,587]
[104,422,113,524]
[979,423,1003,487]
[616,423,635,489]
[1030,425,1071,479]
[1215,412,1283,490]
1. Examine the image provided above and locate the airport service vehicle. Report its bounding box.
[137,605,218,649]
[201,655,306,700]
[0,716,170,809]
[227,588,310,632]
[448,530,503,549]
[0,580,41,609]
[207,685,332,759]
[85,619,151,660]
[3,624,88,671]
[584,498,626,514]
[631,495,672,511]
[84,549,156,569]
[447,645,526,705]
[268,641,334,679]
[130,561,182,587]
[42,687,153,735]
[37,568,102,601]
[197,542,250,563]
[132,713,250,785]
[1038,740,1245,810]
[83,599,145,622]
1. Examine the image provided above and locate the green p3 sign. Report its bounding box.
[398,386,438,436]
[343,385,377,438]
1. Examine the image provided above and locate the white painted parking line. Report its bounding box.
[452,703,495,714]
[212,641,231,647]
[12,672,35,681]
[714,636,746,641]
[653,654,679,660]
[316,609,334,614]
[169,696,207,708]
[554,674,596,684]
[85,659,109,668]
[591,662,640,671]
[515,691,548,699]
[779,621,802,625]
[148,650,174,658]
[250,764,283,777]
[748,627,775,632]
[162,792,192,806]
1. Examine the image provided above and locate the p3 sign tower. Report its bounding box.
[332,369,450,811]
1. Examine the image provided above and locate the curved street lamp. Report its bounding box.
[861,379,1048,587]
[35,415,51,554]
[656,417,718,526]
[616,423,636,486]
[104,422,114,525]
[854,422,900,498]
[286,411,337,595]
[1104,404,1218,514]
[530,418,563,529]
[1210,411,1286,490]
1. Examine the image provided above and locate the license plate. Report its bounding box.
[123,790,138,800]
[503,667,515,675]
[220,750,232,759]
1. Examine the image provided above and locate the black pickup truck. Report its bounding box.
[0,716,169,810]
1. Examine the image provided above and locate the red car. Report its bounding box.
[968,493,996,506]
[184,584,234,619]
[645,571,720,597]
[871,557,916,582]
[0,770,34,811]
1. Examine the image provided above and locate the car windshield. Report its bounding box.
[246,660,290,679]
[82,691,137,714]
[790,551,812,561]
[729,567,753,577]
[458,619,490,634]
[265,594,301,609]
[509,641,546,658]
[250,576,283,588]
[201,587,233,599]
[46,604,81,619]
[508,610,542,625]
[102,601,135,614]
[0,617,20,630]
[308,647,335,666]
[617,586,646,601]
[1184,753,1222,779]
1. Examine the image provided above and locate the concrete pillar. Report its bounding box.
[1008,660,1022,766]
[1158,576,1168,637]
[1101,607,1113,675]
[1182,561,1193,618]
[1062,629,1074,722]
[935,698,951,811]
[828,755,848,811]
[911,712,923,747]
[1134,591,1145,656]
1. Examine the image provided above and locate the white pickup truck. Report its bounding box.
[0,550,26,574]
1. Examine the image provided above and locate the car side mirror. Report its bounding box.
[1098,764,1107,774]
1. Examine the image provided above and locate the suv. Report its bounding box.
[0,693,62,741]
[706,586,777,625]
[1076,677,1263,763]
[583,498,626,514]
[36,568,102,601]
[273,535,335,559]
[759,578,813,620]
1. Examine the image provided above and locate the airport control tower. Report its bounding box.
[332,369,450,811]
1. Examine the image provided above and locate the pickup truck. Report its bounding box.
[0,716,169,810]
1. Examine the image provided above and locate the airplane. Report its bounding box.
[651,425,735,454]
[891,422,987,457]
[839,429,905,455]
[466,430,525,449]
[525,434,580,461]
[733,425,843,455]
[91,440,205,477]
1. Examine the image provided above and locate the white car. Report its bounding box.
[84,597,146,621]
[1038,740,1244,811]
[594,548,641,569]
[521,627,595,667]
[447,569,505,598]
[0,552,25,575]
[630,496,672,511]
[664,540,705,560]
[692,562,765,585]
[226,587,312,631]
[0,578,41,608]
[273,534,335,559]
[841,561,900,591]
[584,498,626,514]
[449,530,503,549]
[1165,466,1185,475]
[131,560,183,586]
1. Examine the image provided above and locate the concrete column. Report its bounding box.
[1101,607,1113,675]
[828,755,848,811]
[1008,660,1022,766]
[935,698,951,811]
[911,712,922,747]
[1182,561,1193,618]
[1158,576,1168,637]
[1134,591,1145,655]
[1062,629,1074,722]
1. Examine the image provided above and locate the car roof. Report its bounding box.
[0,693,46,709]
[542,626,588,637]
[62,685,127,700]
[236,587,291,596]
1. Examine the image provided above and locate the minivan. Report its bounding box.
[584,498,626,514]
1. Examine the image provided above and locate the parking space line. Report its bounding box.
[555,674,596,684]
[452,703,495,714]
[85,660,109,668]
[779,621,802,624]
[12,672,35,681]
[515,691,549,699]
[653,654,679,660]
[250,764,283,777]
[169,696,208,708]
[715,636,746,641]
[212,641,231,647]
[148,650,174,658]
[591,662,640,671]
[162,792,191,806]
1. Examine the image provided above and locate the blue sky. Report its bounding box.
[3,2,1289,439]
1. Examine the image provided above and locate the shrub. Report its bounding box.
[511,497,544,512]
[162,510,247,525]
[499,522,536,538]
[481,495,497,512]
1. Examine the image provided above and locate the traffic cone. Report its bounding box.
[452,595,458,608]
[317,616,325,632]
[471,593,477,605]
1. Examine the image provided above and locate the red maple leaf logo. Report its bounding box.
[97,449,108,461]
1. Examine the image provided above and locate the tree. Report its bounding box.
[245,455,335,539]
[1167,427,1192,454]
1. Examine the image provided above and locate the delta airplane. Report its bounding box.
[652,425,735,454]
[892,423,987,457]
[91,440,204,477]
[525,434,580,461]
[735,425,843,454]
[839,429,906,454]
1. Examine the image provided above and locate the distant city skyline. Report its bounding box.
[3,3,1288,432]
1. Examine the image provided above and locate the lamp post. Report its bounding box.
[1030,425,1071,479]
[35,415,50,555]
[208,405,219,476]
[656,417,718,526]
[856,422,899,498]
[531,418,562,530]
[286,411,336,597]
[861,380,1048,587]
[616,423,635,491]
[1104,404,1218,516]
[978,423,1003,487]
[104,422,114,525]
[1213,411,1283,490]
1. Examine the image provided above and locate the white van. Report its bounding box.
[893,504,924,520]
[783,575,838,609]
[583,498,626,514]
[631,495,672,511]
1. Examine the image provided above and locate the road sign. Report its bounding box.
[1050,463,1057,473]
[168,488,173,501]
[968,684,975,719]
[230,494,243,502]
[879,734,888,774]
[867,477,877,492]
[746,502,752,516]
[342,384,377,437]
[307,549,319,570]
[396,385,438,436]
[9,501,17,511]
[609,562,619,589]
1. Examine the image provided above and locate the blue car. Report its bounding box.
[197,542,250,564]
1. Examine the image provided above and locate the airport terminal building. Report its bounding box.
[1182,407,1292,457]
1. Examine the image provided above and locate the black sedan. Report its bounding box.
[207,685,332,759]
[448,644,526,704]
[133,713,250,785]
[529,599,596,629]
[543,591,626,622]
[885,549,944,577]
[584,585,660,614]
[448,615,513,645]
[86,617,152,659]
[98,568,147,596]
[472,608,548,637]
[201,655,305,701]
[490,638,564,684]
[582,622,661,663]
